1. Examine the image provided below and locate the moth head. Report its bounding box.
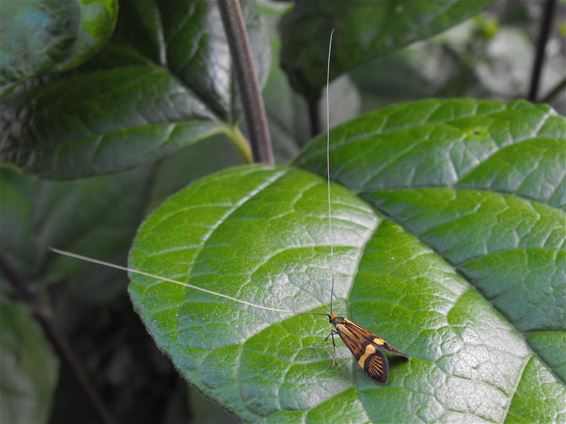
[328,313,337,323]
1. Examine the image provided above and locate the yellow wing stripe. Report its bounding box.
[373,337,385,345]
[357,343,376,368]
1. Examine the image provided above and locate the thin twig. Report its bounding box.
[308,99,321,137]
[217,0,274,164]
[541,75,566,103]
[527,0,557,102]
[0,253,115,424]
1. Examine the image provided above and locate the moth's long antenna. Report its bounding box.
[326,28,336,315]
[49,247,294,314]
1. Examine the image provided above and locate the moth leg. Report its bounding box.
[324,330,338,342]
[324,331,338,367]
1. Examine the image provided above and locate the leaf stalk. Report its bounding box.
[223,125,253,164]
[217,0,274,165]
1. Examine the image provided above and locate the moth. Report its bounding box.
[326,313,408,384]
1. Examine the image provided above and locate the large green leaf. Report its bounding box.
[129,99,565,422]
[0,301,58,424]
[279,0,492,100]
[0,0,269,178]
[0,0,118,97]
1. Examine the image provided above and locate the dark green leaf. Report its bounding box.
[0,302,58,424]
[261,3,360,162]
[279,0,492,100]
[0,167,150,284]
[0,0,269,178]
[129,99,565,422]
[526,332,566,382]
[0,0,118,96]
[118,0,271,121]
[0,66,220,178]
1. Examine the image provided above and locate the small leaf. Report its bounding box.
[0,301,58,424]
[0,0,118,96]
[279,0,492,100]
[129,99,565,422]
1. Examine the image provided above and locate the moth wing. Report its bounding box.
[347,321,406,353]
[335,320,375,358]
[378,340,409,358]
[365,349,389,384]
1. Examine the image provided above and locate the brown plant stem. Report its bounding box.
[527,0,557,102]
[217,0,274,164]
[0,252,115,424]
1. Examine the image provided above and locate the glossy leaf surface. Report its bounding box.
[129,99,565,422]
[0,0,118,96]
[0,0,269,178]
[279,0,492,100]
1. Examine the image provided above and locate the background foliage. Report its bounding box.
[0,0,565,423]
